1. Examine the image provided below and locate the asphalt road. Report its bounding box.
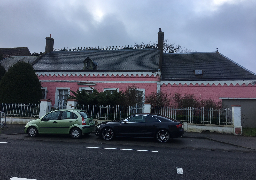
[1,132,256,180]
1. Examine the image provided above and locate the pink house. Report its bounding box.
[33,29,256,110]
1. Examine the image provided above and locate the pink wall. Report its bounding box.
[161,83,256,103]
[39,74,159,106]
[39,73,256,107]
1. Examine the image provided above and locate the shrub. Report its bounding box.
[0,64,5,81]
[70,86,143,107]
[0,61,42,103]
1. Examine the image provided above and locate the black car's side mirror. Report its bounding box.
[123,119,128,123]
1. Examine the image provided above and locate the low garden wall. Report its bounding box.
[183,122,235,134]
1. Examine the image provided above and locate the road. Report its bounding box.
[1,134,256,180]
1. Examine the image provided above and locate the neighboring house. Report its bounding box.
[161,52,256,103]
[1,29,256,112]
[0,47,31,59]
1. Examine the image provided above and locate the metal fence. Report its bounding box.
[154,107,232,125]
[0,103,40,117]
[0,102,233,126]
[75,104,143,121]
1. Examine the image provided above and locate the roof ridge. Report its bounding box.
[164,51,216,55]
[217,52,256,76]
[53,45,158,52]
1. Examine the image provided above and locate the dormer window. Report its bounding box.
[83,57,97,70]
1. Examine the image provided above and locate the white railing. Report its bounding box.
[0,103,40,117]
[75,104,142,121]
[154,107,232,125]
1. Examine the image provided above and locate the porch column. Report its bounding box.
[67,99,77,109]
[232,105,242,135]
[39,99,52,118]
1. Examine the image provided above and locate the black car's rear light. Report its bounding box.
[176,124,182,128]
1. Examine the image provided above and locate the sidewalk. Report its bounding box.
[185,131,256,151]
[0,124,25,135]
[1,124,256,150]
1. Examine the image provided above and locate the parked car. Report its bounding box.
[95,114,184,142]
[24,109,95,138]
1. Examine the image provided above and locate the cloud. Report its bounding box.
[0,0,255,73]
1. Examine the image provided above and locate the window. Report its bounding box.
[128,115,146,123]
[79,112,88,119]
[79,87,94,94]
[61,111,78,119]
[130,89,145,114]
[43,111,61,121]
[146,116,160,123]
[104,88,119,94]
[41,88,47,99]
[55,88,70,109]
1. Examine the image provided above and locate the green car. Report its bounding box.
[24,109,95,138]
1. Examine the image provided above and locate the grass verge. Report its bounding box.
[242,128,256,137]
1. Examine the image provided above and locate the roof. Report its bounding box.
[161,52,256,80]
[0,47,31,57]
[33,49,160,71]
[1,56,38,71]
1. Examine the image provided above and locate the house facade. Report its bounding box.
[1,29,256,115]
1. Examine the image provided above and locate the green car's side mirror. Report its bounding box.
[41,117,48,121]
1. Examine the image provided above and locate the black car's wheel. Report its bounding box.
[156,129,170,143]
[70,127,82,139]
[27,126,38,137]
[101,127,114,141]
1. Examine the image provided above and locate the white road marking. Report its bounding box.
[10,177,37,180]
[0,142,8,144]
[176,167,183,174]
[104,148,117,150]
[85,146,158,152]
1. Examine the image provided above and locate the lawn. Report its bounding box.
[242,128,256,137]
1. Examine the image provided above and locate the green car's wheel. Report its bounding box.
[27,127,38,137]
[101,127,114,141]
[70,128,82,139]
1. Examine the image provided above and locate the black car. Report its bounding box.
[95,114,184,143]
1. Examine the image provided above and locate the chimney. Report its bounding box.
[158,28,164,70]
[45,34,54,53]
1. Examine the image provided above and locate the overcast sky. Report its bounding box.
[1,0,255,73]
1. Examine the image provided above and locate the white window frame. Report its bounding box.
[55,88,70,109]
[130,88,145,114]
[79,87,94,94]
[103,88,119,94]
